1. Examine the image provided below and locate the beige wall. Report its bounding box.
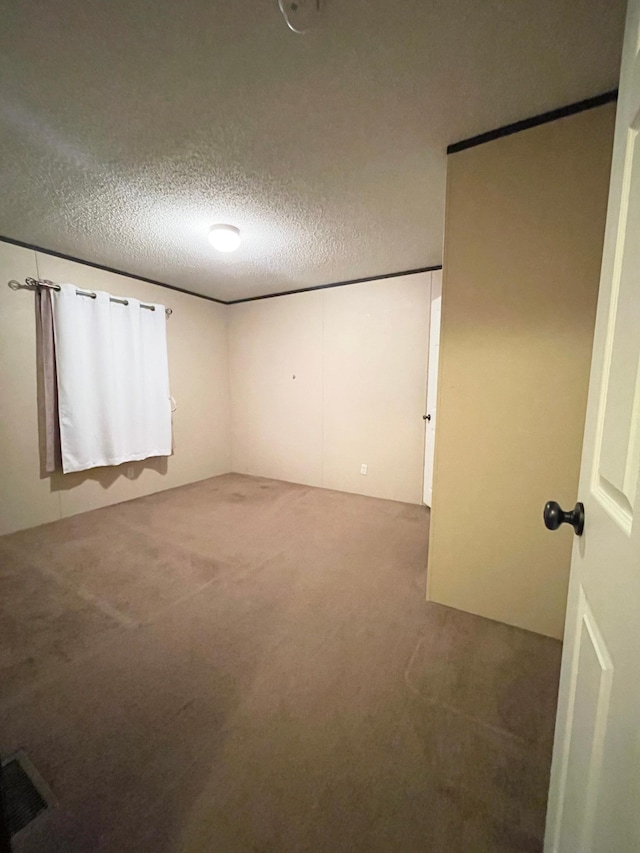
[427,104,616,639]
[229,273,431,504]
[0,241,231,535]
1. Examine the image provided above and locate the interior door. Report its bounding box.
[544,2,640,850]
[423,269,442,507]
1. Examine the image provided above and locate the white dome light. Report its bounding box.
[209,224,241,252]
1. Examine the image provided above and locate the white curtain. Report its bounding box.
[51,283,172,474]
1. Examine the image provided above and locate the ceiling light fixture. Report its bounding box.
[208,224,241,253]
[278,0,323,34]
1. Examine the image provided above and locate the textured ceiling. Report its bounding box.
[0,0,626,301]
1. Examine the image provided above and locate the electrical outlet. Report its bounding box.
[360,463,368,475]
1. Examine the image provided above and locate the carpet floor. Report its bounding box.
[0,474,561,852]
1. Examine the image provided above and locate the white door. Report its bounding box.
[423,269,442,507]
[545,2,640,850]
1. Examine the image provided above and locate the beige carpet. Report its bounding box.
[0,474,561,852]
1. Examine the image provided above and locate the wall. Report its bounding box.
[0,240,231,535]
[229,273,432,504]
[427,103,616,639]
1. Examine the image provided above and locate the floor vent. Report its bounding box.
[1,752,55,837]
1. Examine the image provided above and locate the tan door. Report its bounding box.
[422,269,441,507]
[544,1,640,850]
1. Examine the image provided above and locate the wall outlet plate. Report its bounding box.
[360,464,368,475]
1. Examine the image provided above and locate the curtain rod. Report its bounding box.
[22,277,172,316]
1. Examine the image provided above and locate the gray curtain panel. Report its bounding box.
[36,287,61,473]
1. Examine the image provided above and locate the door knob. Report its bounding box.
[543,501,585,536]
[423,414,431,421]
